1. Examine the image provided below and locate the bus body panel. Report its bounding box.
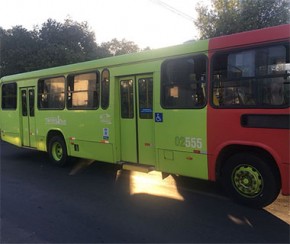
[1,109,21,146]
[207,107,290,195]
[155,108,208,179]
[40,110,116,163]
[209,24,290,51]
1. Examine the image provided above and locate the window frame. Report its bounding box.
[160,54,207,109]
[66,71,100,110]
[138,77,153,119]
[210,42,290,109]
[37,76,66,110]
[1,82,17,110]
[120,79,134,119]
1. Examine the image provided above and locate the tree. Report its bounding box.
[0,19,101,76]
[0,19,143,76]
[240,0,290,30]
[37,18,100,68]
[194,0,290,39]
[0,26,39,76]
[100,38,140,56]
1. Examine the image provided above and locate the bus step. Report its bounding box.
[122,163,155,173]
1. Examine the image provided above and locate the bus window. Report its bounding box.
[67,72,99,110]
[101,69,110,110]
[138,78,153,119]
[161,55,206,109]
[212,44,290,107]
[120,79,134,118]
[29,89,35,116]
[21,90,27,116]
[38,77,65,109]
[2,83,17,110]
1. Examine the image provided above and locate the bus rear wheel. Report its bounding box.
[48,135,68,167]
[222,152,280,208]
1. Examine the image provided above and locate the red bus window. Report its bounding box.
[212,44,289,108]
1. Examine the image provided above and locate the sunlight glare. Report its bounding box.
[125,171,184,201]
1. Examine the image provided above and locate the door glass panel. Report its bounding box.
[120,79,134,118]
[29,89,35,116]
[138,78,153,119]
[21,90,27,116]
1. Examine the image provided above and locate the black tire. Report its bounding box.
[222,152,280,208]
[48,135,68,167]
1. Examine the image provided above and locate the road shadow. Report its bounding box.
[1,141,289,243]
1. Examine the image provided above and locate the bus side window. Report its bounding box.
[211,44,289,108]
[161,55,207,109]
[2,83,17,110]
[101,69,110,110]
[38,77,65,110]
[67,72,100,110]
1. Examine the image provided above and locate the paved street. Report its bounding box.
[1,141,289,243]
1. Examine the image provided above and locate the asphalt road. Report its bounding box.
[1,141,289,243]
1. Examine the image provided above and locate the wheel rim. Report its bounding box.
[231,164,263,198]
[52,142,63,161]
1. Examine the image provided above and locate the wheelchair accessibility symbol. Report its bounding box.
[155,113,163,122]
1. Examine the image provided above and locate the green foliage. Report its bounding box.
[100,38,140,56]
[0,19,142,77]
[194,0,290,39]
[37,19,99,68]
[239,0,290,30]
[0,26,39,75]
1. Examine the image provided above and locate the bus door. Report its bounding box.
[119,75,155,165]
[20,87,36,148]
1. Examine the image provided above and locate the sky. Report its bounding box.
[1,0,210,49]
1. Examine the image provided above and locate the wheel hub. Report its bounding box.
[52,142,63,161]
[232,165,263,198]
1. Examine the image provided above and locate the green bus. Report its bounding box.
[1,24,289,208]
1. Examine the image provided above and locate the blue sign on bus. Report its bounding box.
[155,113,163,122]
